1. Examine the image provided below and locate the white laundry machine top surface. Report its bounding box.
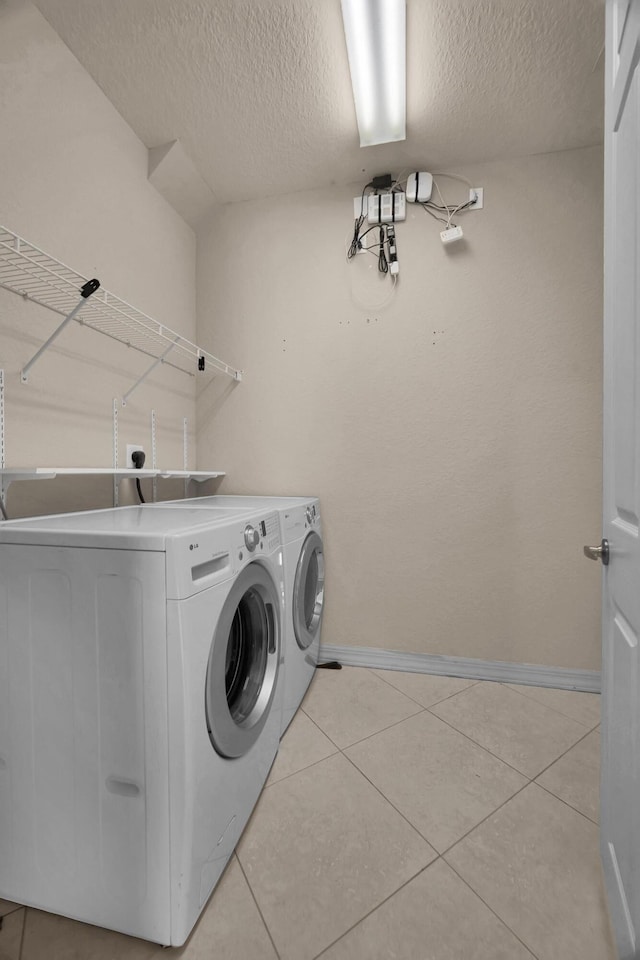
[0,505,252,550]
[150,496,322,543]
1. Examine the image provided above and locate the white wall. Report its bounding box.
[196,145,603,671]
[0,3,603,671]
[0,1,200,516]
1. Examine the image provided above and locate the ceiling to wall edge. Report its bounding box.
[148,140,218,229]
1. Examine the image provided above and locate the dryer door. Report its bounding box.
[293,532,325,650]
[205,563,280,759]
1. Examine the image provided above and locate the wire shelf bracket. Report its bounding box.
[20,279,100,382]
[122,336,181,406]
[0,226,243,396]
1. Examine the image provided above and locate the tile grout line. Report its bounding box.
[437,726,603,955]
[422,706,534,779]
[439,779,534,859]
[300,707,344,750]
[499,681,601,730]
[265,746,341,791]
[304,677,597,848]
[305,702,531,865]
[0,904,22,918]
[302,666,426,748]
[287,678,597,959]
[306,674,595,791]
[443,857,541,960]
[18,906,27,960]
[301,703,426,753]
[424,695,594,781]
[234,853,282,960]
[371,668,482,711]
[533,778,599,827]
[529,724,599,780]
[430,721,598,854]
[311,859,439,960]
[340,749,440,853]
[264,697,442,960]
[312,845,541,960]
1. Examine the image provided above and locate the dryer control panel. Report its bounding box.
[281,499,321,543]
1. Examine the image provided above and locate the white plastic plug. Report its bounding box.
[440,225,464,245]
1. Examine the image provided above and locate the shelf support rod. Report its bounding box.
[112,398,119,507]
[20,279,100,383]
[121,336,180,406]
[151,409,158,503]
[183,417,189,499]
[0,369,7,517]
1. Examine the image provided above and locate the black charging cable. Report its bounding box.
[131,450,146,503]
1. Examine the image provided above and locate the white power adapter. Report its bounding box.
[440,225,464,245]
[406,172,433,203]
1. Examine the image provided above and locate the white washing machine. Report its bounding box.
[148,496,324,734]
[0,504,283,946]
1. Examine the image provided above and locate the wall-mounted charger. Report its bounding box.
[406,172,433,203]
[367,193,406,224]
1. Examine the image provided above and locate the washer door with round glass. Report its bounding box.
[293,531,325,650]
[205,563,280,759]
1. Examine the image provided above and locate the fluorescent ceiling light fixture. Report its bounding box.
[340,0,406,147]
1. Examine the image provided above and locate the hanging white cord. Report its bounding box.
[345,223,398,310]
[349,273,398,312]
[432,178,450,225]
[431,174,475,228]
[391,168,411,191]
[431,171,474,189]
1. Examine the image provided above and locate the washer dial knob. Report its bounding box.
[306,507,314,525]
[244,524,260,551]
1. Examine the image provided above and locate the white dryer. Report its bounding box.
[0,505,283,946]
[149,496,324,734]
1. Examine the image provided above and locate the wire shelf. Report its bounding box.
[0,467,225,504]
[0,226,242,383]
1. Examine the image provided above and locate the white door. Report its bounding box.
[599,2,640,956]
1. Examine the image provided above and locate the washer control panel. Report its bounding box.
[240,513,281,558]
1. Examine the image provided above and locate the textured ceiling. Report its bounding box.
[34,0,604,204]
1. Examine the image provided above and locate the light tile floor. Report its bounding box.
[0,667,615,960]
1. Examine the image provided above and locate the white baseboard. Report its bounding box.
[319,643,601,694]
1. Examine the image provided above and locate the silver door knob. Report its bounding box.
[583,539,609,565]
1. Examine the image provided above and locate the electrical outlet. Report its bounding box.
[353,196,368,219]
[358,226,381,255]
[126,444,145,468]
[468,187,484,210]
